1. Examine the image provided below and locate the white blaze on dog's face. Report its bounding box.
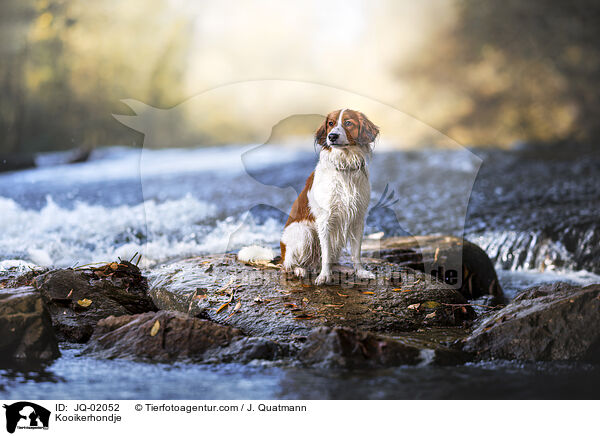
[327,109,349,146]
[315,109,379,149]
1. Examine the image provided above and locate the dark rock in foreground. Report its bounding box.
[464,283,600,362]
[84,311,288,363]
[148,254,476,338]
[85,311,240,361]
[33,261,157,342]
[0,287,60,363]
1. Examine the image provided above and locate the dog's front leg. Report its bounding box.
[315,219,332,285]
[350,215,375,280]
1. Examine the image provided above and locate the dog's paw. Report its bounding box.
[315,272,332,286]
[356,268,375,280]
[294,267,307,278]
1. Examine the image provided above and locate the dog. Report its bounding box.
[279,109,379,285]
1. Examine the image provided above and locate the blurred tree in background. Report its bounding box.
[398,0,600,146]
[0,0,191,154]
[2,0,599,154]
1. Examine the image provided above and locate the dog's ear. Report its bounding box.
[314,117,328,147]
[358,112,379,144]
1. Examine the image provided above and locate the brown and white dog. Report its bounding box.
[280,109,379,284]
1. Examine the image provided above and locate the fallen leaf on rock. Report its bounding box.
[336,292,349,297]
[66,289,73,298]
[407,303,420,310]
[77,298,92,308]
[421,301,441,309]
[215,302,229,314]
[150,320,160,336]
[324,303,344,308]
[424,311,436,319]
[361,291,375,295]
[226,301,242,319]
[294,315,315,320]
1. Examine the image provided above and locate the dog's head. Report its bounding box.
[315,109,379,150]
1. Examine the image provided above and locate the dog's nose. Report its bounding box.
[328,133,339,142]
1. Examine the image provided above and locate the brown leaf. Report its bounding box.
[77,298,92,308]
[407,303,420,310]
[336,292,349,298]
[66,289,73,298]
[324,303,344,308]
[150,320,160,336]
[361,291,375,295]
[424,311,436,319]
[434,247,440,262]
[215,302,229,314]
[226,301,242,319]
[294,315,315,320]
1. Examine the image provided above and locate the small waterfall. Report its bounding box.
[469,224,600,273]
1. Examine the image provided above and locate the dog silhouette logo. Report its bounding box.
[3,402,50,433]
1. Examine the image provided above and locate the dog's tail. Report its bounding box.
[237,245,275,263]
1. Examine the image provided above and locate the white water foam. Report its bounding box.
[0,195,283,269]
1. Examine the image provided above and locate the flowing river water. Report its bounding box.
[1,143,598,399]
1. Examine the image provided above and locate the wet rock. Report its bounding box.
[362,235,503,302]
[33,261,157,343]
[148,253,476,338]
[464,283,600,362]
[203,337,292,363]
[84,311,243,362]
[297,326,467,369]
[298,327,420,368]
[0,287,60,363]
[0,264,48,289]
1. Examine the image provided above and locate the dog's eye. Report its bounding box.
[328,121,334,126]
[344,120,352,126]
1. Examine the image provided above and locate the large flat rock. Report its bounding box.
[148,253,476,338]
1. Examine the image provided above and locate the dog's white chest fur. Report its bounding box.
[309,153,370,252]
